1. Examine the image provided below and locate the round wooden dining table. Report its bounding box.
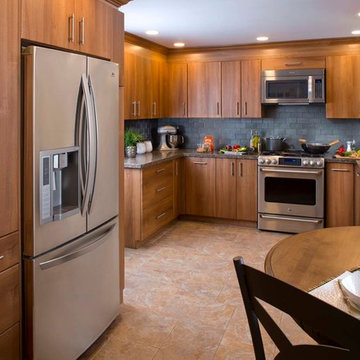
[264,226,360,291]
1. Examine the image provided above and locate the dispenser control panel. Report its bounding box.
[40,155,51,222]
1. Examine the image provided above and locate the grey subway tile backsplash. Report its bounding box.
[125,104,360,153]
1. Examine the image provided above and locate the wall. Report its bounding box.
[125,105,360,153]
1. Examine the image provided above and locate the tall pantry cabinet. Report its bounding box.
[0,0,21,358]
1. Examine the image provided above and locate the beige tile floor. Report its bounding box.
[81,220,315,360]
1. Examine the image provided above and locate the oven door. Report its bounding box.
[258,167,324,218]
[262,76,310,104]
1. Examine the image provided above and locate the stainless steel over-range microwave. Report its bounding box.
[261,68,325,105]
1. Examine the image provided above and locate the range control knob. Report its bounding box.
[309,160,315,166]
[316,161,322,167]
[271,159,277,164]
[258,159,265,164]
[265,159,271,165]
[303,160,309,166]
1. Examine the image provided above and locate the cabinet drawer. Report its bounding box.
[0,233,19,273]
[143,196,173,239]
[143,177,173,209]
[262,56,325,70]
[0,265,20,334]
[0,323,20,360]
[143,161,173,187]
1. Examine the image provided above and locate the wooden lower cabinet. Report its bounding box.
[215,159,257,221]
[0,323,20,360]
[173,158,185,217]
[355,165,360,226]
[185,157,216,217]
[326,163,354,227]
[124,160,177,248]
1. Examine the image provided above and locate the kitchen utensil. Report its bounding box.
[339,270,360,309]
[168,134,184,149]
[264,137,286,151]
[299,139,340,154]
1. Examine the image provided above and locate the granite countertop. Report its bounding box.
[124,149,258,169]
[124,149,360,169]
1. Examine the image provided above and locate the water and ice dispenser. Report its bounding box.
[40,146,80,224]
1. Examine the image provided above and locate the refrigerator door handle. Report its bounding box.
[39,221,116,270]
[87,75,99,214]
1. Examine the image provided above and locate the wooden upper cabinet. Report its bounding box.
[112,10,124,85]
[261,56,325,70]
[184,157,216,217]
[241,60,262,118]
[75,0,115,59]
[222,61,241,118]
[167,63,188,118]
[326,163,354,227]
[1,0,20,238]
[326,55,360,119]
[150,58,161,118]
[21,0,77,50]
[135,55,152,119]
[124,50,137,119]
[21,0,122,60]
[188,62,221,118]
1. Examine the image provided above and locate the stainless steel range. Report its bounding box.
[258,151,324,233]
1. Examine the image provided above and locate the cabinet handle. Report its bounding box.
[183,102,186,117]
[0,255,4,260]
[68,14,75,42]
[231,162,235,176]
[285,61,302,66]
[193,161,207,165]
[156,212,167,220]
[236,102,240,116]
[156,186,167,193]
[330,169,351,172]
[238,162,243,177]
[79,17,85,45]
[153,102,157,116]
[132,101,137,116]
[137,101,141,117]
[216,102,220,115]
[243,102,248,116]
[156,168,165,173]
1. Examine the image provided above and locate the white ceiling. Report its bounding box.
[121,0,360,48]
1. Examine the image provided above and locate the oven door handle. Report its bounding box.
[259,168,322,175]
[260,214,323,224]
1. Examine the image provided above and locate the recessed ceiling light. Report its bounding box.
[358,12,360,16]
[145,30,159,35]
[352,30,360,35]
[173,42,185,47]
[256,36,269,41]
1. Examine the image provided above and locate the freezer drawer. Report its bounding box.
[24,219,119,360]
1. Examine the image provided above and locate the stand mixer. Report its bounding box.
[158,125,184,150]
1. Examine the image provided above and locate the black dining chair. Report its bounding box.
[233,256,360,360]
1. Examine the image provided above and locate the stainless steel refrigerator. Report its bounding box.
[22,46,120,360]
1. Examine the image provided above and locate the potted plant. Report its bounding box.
[124,129,143,157]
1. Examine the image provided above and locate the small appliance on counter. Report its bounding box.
[158,125,184,150]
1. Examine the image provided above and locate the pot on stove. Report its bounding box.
[264,137,286,152]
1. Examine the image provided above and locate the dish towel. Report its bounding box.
[309,271,360,319]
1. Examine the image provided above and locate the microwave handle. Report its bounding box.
[308,75,314,103]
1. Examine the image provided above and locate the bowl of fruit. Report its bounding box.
[218,144,249,155]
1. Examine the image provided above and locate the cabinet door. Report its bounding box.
[261,57,325,70]
[326,163,354,227]
[222,61,241,118]
[215,159,237,219]
[1,0,19,237]
[173,159,185,217]
[124,50,137,119]
[188,62,221,118]
[167,63,188,117]
[185,157,215,217]
[241,60,262,118]
[355,167,360,226]
[150,58,161,118]
[76,0,114,59]
[236,160,257,221]
[21,0,76,50]
[326,55,360,119]
[112,10,124,86]
[0,324,20,360]
[136,55,152,119]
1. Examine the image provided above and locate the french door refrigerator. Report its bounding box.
[22,46,120,360]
